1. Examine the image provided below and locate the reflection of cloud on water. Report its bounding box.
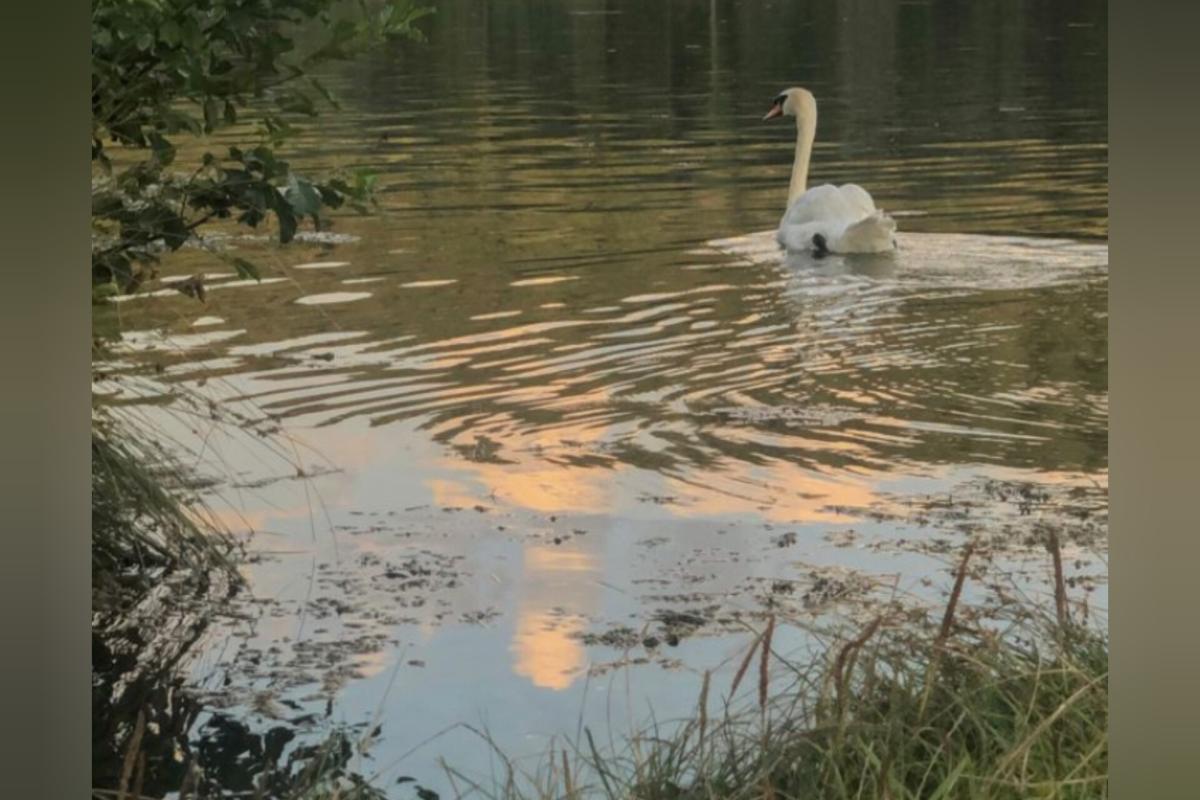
[511,610,588,691]
[428,389,618,514]
[510,545,600,691]
[661,464,879,524]
[427,417,610,691]
[431,461,613,514]
[426,412,880,524]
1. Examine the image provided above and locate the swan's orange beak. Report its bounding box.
[763,102,783,121]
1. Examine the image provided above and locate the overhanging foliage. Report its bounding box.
[91,0,431,292]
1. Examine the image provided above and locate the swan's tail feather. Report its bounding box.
[835,210,896,253]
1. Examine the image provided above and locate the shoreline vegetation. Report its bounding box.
[471,548,1107,800]
[95,532,1106,799]
[91,2,433,794]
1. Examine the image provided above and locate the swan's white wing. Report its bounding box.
[778,212,895,254]
[781,184,877,226]
[777,184,895,254]
[835,184,878,217]
[834,211,896,253]
[780,184,850,226]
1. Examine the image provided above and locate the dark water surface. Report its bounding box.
[97,1,1107,794]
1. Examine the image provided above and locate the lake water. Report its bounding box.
[95,0,1107,794]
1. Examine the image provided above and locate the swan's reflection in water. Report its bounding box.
[782,248,900,281]
[711,230,1105,289]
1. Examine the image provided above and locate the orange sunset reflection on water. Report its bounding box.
[509,547,599,690]
[424,425,884,691]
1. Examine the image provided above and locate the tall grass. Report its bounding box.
[448,549,1107,800]
[92,421,241,601]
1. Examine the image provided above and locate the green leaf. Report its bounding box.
[277,90,316,116]
[261,115,297,144]
[249,146,283,177]
[285,173,323,218]
[316,184,345,209]
[92,282,121,305]
[308,77,340,110]
[927,755,973,800]
[91,193,124,217]
[229,257,261,282]
[162,109,202,136]
[148,132,175,167]
[203,97,219,133]
[158,211,190,251]
[273,196,298,244]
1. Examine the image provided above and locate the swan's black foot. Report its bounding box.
[812,233,829,259]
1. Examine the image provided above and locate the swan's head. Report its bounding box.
[763,87,817,122]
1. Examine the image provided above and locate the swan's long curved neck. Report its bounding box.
[788,111,816,206]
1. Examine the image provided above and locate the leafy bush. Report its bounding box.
[91,0,431,293]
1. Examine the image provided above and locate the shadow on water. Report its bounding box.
[93,607,206,793]
[93,579,407,798]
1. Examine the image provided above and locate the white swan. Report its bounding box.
[764,88,896,255]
